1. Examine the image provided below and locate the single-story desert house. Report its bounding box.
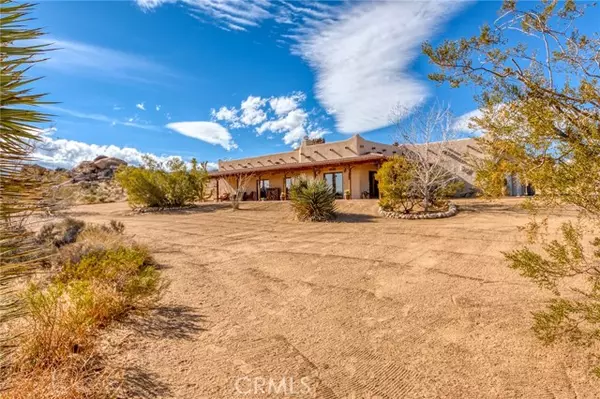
[208,134,530,200]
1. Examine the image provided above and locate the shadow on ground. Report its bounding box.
[118,366,172,399]
[458,201,529,215]
[127,305,207,340]
[134,203,232,215]
[336,212,378,223]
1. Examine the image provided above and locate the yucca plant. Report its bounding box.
[289,176,337,222]
[1,0,52,338]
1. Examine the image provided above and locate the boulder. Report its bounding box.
[71,156,127,182]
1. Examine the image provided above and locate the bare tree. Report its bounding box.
[220,173,255,210]
[391,103,462,212]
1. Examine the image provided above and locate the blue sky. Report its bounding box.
[26,0,596,169]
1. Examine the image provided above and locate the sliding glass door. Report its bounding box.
[323,172,343,198]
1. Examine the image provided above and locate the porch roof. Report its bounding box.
[209,153,386,178]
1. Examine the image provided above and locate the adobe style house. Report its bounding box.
[209,134,501,200]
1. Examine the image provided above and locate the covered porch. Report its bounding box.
[209,154,386,201]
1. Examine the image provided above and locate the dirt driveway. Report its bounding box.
[69,199,599,398]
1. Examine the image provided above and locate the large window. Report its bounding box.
[285,177,293,195]
[259,179,270,199]
[323,172,343,198]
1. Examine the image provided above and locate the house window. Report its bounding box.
[259,179,270,199]
[323,172,343,198]
[285,177,293,194]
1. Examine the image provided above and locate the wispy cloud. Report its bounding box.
[294,1,466,134]
[36,38,175,84]
[45,105,159,131]
[155,105,161,111]
[136,102,146,111]
[166,121,237,150]
[452,109,483,134]
[135,0,336,32]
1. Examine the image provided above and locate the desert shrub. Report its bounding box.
[18,282,97,370]
[4,220,165,397]
[115,156,210,209]
[289,177,337,222]
[36,218,86,248]
[376,156,417,214]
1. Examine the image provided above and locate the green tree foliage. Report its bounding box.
[115,156,211,209]
[424,0,600,373]
[289,176,337,222]
[376,156,417,214]
[1,1,52,326]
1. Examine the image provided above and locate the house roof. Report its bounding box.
[209,153,386,178]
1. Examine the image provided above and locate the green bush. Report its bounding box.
[376,156,417,214]
[115,156,210,209]
[289,177,337,222]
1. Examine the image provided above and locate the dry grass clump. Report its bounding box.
[2,219,165,398]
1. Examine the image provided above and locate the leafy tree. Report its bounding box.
[115,156,211,209]
[1,1,52,326]
[376,156,417,214]
[289,176,337,222]
[424,0,600,374]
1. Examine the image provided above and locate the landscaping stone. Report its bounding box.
[378,203,458,219]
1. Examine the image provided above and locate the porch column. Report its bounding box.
[347,166,352,199]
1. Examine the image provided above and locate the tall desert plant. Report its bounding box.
[1,1,52,326]
[289,176,337,222]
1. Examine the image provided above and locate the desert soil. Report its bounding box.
[67,199,600,399]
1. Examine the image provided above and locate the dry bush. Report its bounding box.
[2,220,165,398]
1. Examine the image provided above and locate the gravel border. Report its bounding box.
[378,203,458,219]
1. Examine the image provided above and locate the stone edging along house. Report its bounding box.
[208,134,528,200]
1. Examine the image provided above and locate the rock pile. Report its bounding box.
[71,156,127,182]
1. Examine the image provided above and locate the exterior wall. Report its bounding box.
[351,163,379,199]
[211,135,499,200]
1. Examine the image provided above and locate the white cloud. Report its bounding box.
[294,1,466,134]
[214,91,327,147]
[44,105,159,131]
[268,92,305,116]
[32,131,207,170]
[256,107,327,146]
[136,102,146,111]
[239,95,267,125]
[210,96,267,127]
[211,106,239,124]
[155,105,161,111]
[452,109,483,134]
[166,121,237,151]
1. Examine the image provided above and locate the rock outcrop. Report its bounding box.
[71,156,127,182]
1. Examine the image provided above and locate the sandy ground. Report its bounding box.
[66,199,600,399]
